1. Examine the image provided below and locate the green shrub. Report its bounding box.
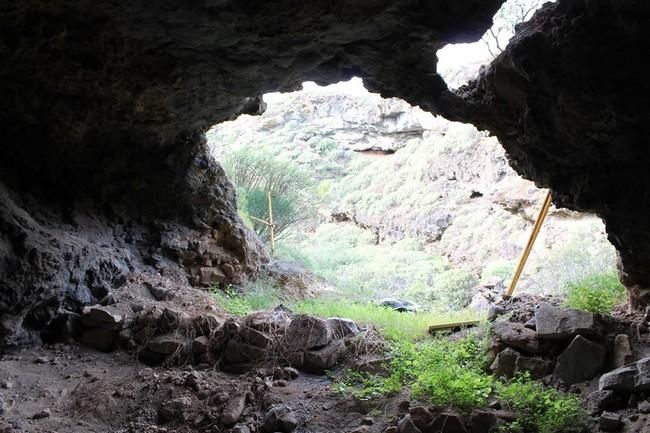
[497,374,587,433]
[293,298,484,341]
[433,268,478,310]
[335,334,492,407]
[222,147,317,243]
[482,259,516,282]
[563,272,626,314]
[211,280,283,316]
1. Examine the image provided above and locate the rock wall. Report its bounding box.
[447,0,650,307]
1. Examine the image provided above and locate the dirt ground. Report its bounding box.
[0,344,400,433]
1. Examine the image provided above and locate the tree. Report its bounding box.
[222,148,316,244]
[482,0,548,58]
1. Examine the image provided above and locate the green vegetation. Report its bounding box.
[497,374,586,433]
[222,147,316,242]
[277,223,475,310]
[211,281,283,316]
[335,335,586,433]
[210,286,483,340]
[293,299,483,341]
[563,272,626,314]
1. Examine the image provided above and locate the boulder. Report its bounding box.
[224,339,267,364]
[192,314,223,336]
[470,410,498,433]
[302,339,346,373]
[638,400,650,414]
[221,392,247,426]
[81,305,124,329]
[584,390,622,416]
[490,347,520,378]
[599,357,650,393]
[286,315,332,350]
[554,335,605,385]
[239,326,274,349]
[397,415,422,433]
[409,406,434,432]
[612,334,634,368]
[430,412,467,433]
[261,405,298,433]
[487,305,506,322]
[327,318,360,338]
[192,336,209,354]
[599,411,622,431]
[158,308,191,332]
[246,308,292,333]
[535,303,597,340]
[492,321,541,354]
[158,396,192,422]
[146,334,186,355]
[514,356,553,379]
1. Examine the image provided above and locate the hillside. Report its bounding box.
[208,80,616,307]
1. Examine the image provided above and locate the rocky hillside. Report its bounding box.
[208,81,616,297]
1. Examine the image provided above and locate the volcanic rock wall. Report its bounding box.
[451,0,650,307]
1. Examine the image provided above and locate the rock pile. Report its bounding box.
[77,302,361,375]
[489,302,608,385]
[489,297,650,432]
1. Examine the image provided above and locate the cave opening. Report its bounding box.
[3,0,650,430]
[207,74,619,323]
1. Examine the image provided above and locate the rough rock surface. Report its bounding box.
[600,357,650,393]
[554,335,606,385]
[535,303,598,340]
[0,0,504,348]
[454,0,650,306]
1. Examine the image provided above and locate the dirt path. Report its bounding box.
[0,345,394,433]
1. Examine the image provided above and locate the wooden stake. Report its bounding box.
[267,190,275,257]
[504,190,553,299]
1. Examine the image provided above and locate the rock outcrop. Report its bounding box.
[449,0,650,307]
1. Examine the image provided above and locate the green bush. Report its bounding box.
[482,259,516,282]
[211,281,283,316]
[335,334,492,407]
[222,147,317,243]
[563,272,626,314]
[497,374,587,433]
[433,268,478,310]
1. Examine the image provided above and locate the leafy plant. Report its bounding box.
[563,272,626,314]
[222,147,317,243]
[334,333,492,407]
[433,268,478,310]
[211,281,284,316]
[497,374,587,433]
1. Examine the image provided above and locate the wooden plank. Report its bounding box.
[428,320,482,334]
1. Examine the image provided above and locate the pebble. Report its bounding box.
[33,356,48,364]
[32,408,52,419]
[1,381,12,389]
[639,400,650,414]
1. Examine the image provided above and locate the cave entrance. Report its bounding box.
[207,72,619,335]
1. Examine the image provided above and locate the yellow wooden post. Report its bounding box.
[267,190,275,257]
[504,190,553,299]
